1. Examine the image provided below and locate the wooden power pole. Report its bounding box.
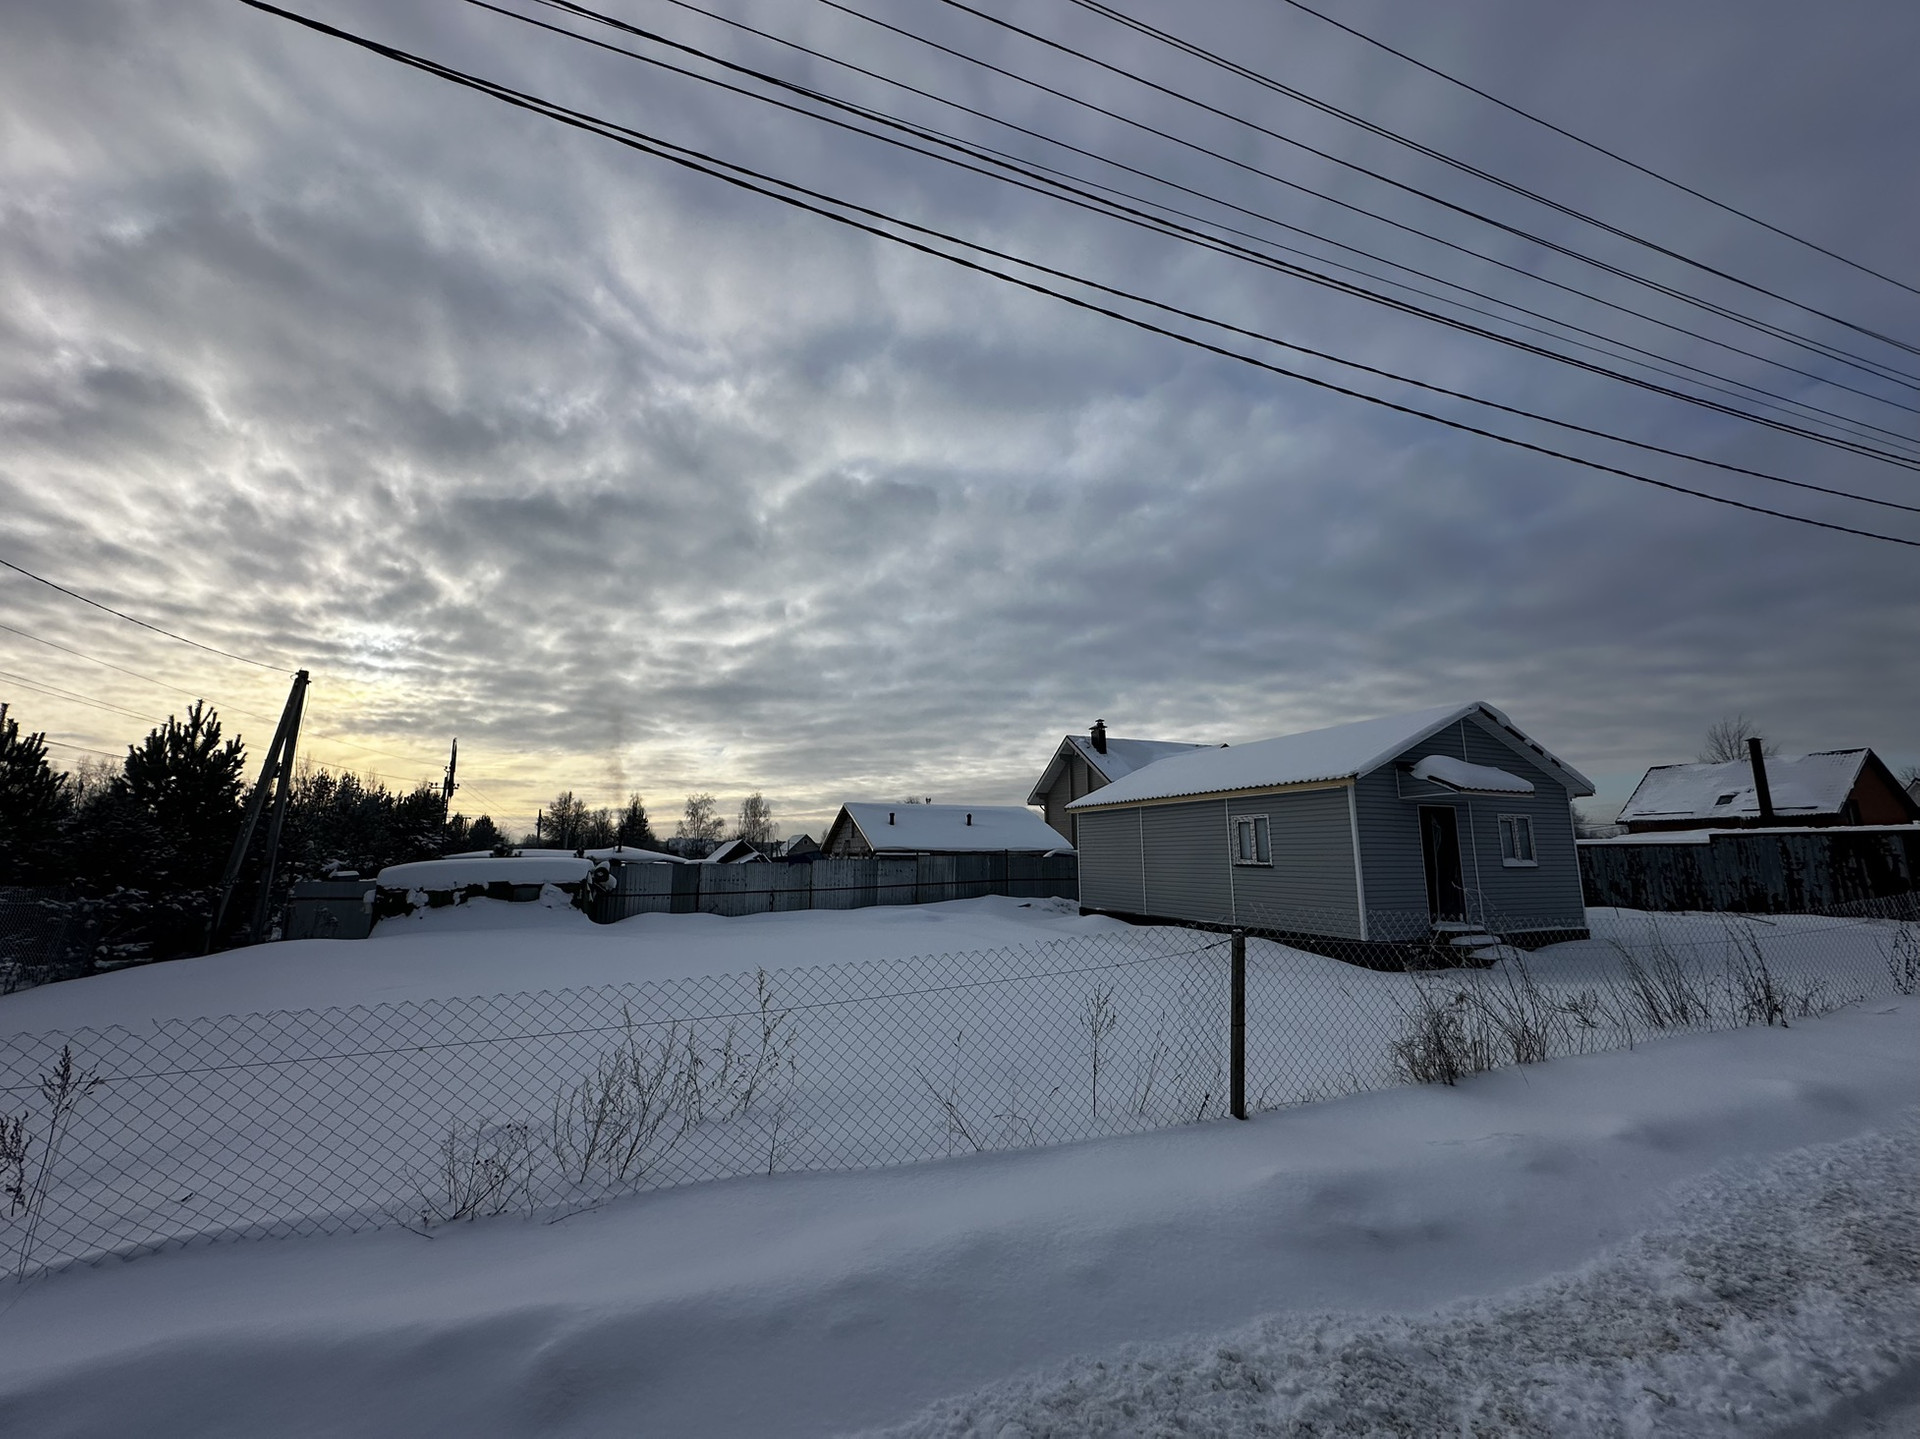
[442,737,459,820]
[206,669,309,952]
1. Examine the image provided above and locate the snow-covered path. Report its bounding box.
[0,996,1912,1438]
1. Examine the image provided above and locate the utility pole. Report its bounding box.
[206,669,309,952]
[441,737,459,820]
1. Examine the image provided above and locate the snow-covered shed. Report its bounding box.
[1616,749,1918,833]
[821,803,1072,858]
[1027,720,1211,845]
[1066,702,1594,950]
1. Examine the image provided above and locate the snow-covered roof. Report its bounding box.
[1617,751,1870,825]
[1409,755,1534,795]
[1026,733,1211,804]
[377,856,595,889]
[836,803,1073,854]
[583,845,686,864]
[1069,702,1593,809]
[705,838,772,863]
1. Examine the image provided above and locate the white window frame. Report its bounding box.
[1232,814,1272,866]
[1497,813,1537,867]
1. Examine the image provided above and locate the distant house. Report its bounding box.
[1067,701,1594,952]
[1617,749,1919,833]
[776,833,820,858]
[1027,719,1211,844]
[821,803,1072,858]
[704,838,772,863]
[1909,775,1920,809]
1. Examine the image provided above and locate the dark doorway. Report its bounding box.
[1419,805,1467,922]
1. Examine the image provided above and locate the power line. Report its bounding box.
[241,2,1920,549]
[0,619,448,777]
[0,556,290,672]
[39,737,123,760]
[616,0,1920,458]
[782,0,1920,411]
[1060,0,1920,347]
[482,0,1920,494]
[930,0,1920,384]
[0,670,162,726]
[1268,0,1920,299]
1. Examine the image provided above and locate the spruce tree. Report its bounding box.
[0,703,73,884]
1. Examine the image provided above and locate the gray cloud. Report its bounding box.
[2,0,1915,833]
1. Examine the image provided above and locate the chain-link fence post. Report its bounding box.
[1230,929,1247,1120]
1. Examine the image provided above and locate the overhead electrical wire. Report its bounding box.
[237,1,1920,549]
[0,619,448,777]
[1267,0,1920,299]
[591,0,1920,458]
[927,0,1920,385]
[1056,0,1920,358]
[482,0,1920,487]
[779,0,1920,413]
[0,555,290,672]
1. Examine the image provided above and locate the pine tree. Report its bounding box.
[117,701,245,889]
[615,793,656,849]
[0,703,73,884]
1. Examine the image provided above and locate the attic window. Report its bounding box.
[1713,792,1739,806]
[1232,814,1271,866]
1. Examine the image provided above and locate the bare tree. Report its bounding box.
[1699,715,1779,765]
[736,792,776,845]
[677,793,724,855]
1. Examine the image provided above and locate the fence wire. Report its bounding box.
[1,898,1913,1281]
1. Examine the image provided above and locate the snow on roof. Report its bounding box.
[1617,751,1869,824]
[582,845,686,864]
[704,839,771,863]
[1070,702,1592,809]
[1409,754,1534,795]
[839,803,1073,854]
[377,856,595,889]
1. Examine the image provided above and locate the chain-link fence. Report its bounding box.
[0,888,90,996]
[1,897,1913,1281]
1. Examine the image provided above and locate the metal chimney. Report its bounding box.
[1747,736,1776,824]
[1091,718,1108,755]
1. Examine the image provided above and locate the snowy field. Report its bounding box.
[0,997,1912,1438]
[0,898,1910,1283]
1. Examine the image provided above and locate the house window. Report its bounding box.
[1498,814,1536,866]
[1232,814,1272,866]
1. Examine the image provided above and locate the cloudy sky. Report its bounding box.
[3,0,1916,837]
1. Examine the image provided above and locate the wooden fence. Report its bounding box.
[590,853,1079,922]
[1578,825,1920,913]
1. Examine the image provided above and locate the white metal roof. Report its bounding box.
[378,856,594,889]
[1617,750,1870,824]
[1068,702,1593,809]
[838,802,1073,854]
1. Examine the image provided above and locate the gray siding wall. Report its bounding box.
[1223,788,1363,938]
[1075,806,1145,914]
[1139,799,1233,922]
[1076,787,1361,938]
[1355,713,1585,935]
[1040,749,1104,842]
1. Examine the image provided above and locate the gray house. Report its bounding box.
[1067,701,1594,954]
[1027,719,1211,844]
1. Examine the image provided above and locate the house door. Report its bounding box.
[1419,805,1467,923]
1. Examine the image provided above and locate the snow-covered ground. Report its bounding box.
[0,894,1136,1029]
[0,997,1912,1438]
[0,898,1909,1284]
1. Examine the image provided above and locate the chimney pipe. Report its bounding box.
[1091,718,1107,755]
[965,812,972,825]
[1747,736,1776,824]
